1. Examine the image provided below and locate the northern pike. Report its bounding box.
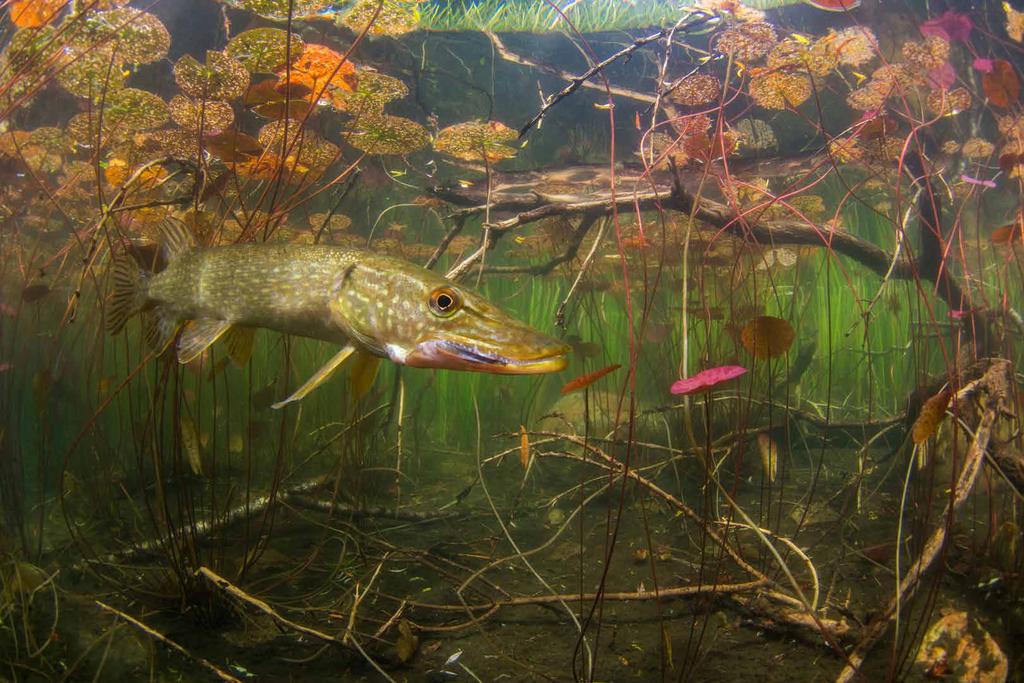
[108,219,569,407]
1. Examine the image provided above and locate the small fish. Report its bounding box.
[519,425,530,471]
[991,223,1023,244]
[790,33,812,45]
[21,284,50,302]
[180,416,203,476]
[851,70,868,85]
[560,364,621,395]
[961,174,997,189]
[593,102,615,110]
[756,432,778,482]
[108,219,569,408]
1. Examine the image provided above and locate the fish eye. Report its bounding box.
[429,287,462,317]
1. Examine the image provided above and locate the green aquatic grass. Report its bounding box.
[415,0,806,33]
[418,0,697,33]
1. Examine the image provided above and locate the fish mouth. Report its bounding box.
[406,338,569,374]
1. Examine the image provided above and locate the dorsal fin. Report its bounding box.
[158,218,196,262]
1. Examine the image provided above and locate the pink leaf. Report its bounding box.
[973,58,995,74]
[670,365,747,395]
[920,11,972,42]
[927,62,956,89]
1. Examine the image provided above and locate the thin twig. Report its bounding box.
[95,601,241,683]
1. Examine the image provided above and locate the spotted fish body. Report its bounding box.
[108,219,569,407]
[147,244,357,346]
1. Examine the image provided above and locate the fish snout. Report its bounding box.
[405,330,569,374]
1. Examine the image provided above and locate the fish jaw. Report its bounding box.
[403,334,569,374]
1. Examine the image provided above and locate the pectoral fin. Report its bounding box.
[349,352,382,401]
[178,318,232,364]
[223,326,256,367]
[272,344,356,409]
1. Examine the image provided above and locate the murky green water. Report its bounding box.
[1,0,1022,680]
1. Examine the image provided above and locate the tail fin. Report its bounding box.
[107,256,146,335]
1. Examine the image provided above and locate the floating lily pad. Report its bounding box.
[670,73,720,106]
[292,43,357,91]
[168,96,234,132]
[148,128,203,159]
[258,119,339,172]
[330,71,407,113]
[66,88,168,145]
[341,0,419,37]
[220,0,330,20]
[308,212,353,240]
[28,127,70,154]
[8,0,67,29]
[5,26,61,71]
[348,113,429,155]
[433,120,517,163]
[72,8,170,65]
[174,51,250,101]
[57,46,126,98]
[226,28,304,74]
[748,70,811,110]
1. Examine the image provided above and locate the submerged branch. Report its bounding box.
[835,360,1012,683]
[95,600,242,683]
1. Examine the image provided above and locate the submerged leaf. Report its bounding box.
[203,129,263,161]
[246,79,313,120]
[740,316,795,359]
[912,389,951,444]
[560,364,621,395]
[395,619,419,663]
[982,60,1020,108]
[914,611,1007,681]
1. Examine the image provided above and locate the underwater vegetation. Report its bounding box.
[0,0,1023,680]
